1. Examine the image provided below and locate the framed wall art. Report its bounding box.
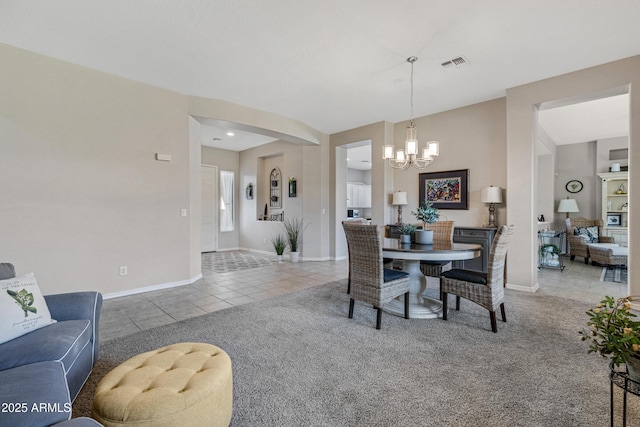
[418,169,469,210]
[606,214,622,227]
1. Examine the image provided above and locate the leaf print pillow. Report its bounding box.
[0,273,55,344]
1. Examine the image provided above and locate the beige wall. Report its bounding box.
[391,98,507,228]
[3,41,637,298]
[1,43,328,296]
[1,44,194,295]
[507,55,639,296]
[238,139,331,260]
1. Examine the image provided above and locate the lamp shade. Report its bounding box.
[481,186,502,204]
[392,191,408,206]
[557,198,579,213]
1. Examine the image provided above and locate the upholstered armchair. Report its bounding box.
[567,217,614,264]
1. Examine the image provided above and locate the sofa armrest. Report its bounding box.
[599,235,615,243]
[44,292,103,364]
[45,292,102,323]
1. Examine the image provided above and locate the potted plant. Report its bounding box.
[411,200,439,244]
[283,217,307,262]
[271,234,287,262]
[578,295,640,381]
[397,223,416,244]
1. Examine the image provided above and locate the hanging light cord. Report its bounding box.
[408,56,417,126]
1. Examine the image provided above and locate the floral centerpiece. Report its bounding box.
[578,295,640,379]
[411,200,439,244]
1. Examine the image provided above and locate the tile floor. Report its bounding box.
[100,255,348,341]
[100,253,628,341]
[537,256,628,304]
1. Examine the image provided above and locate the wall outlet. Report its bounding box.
[120,266,128,276]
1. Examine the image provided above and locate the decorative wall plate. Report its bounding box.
[566,180,583,193]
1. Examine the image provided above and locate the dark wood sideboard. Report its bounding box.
[452,227,496,273]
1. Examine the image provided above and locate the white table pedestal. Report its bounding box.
[383,259,443,319]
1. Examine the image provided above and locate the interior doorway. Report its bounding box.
[201,164,218,252]
[535,88,630,296]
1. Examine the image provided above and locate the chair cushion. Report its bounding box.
[0,273,56,344]
[441,269,488,285]
[0,319,91,373]
[574,226,599,243]
[383,268,409,282]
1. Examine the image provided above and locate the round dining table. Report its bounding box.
[382,238,482,319]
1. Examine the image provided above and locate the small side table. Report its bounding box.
[610,363,640,426]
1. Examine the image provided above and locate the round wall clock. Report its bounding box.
[566,180,583,193]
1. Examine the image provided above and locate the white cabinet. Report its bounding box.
[346,183,371,208]
[598,172,628,246]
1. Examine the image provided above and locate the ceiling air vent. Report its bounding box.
[441,56,469,69]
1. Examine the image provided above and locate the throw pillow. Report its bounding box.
[574,226,599,244]
[0,273,56,344]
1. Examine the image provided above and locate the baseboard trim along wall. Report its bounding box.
[506,282,539,293]
[103,273,203,300]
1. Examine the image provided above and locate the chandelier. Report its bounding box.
[383,56,439,170]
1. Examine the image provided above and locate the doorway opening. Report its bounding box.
[535,86,630,300]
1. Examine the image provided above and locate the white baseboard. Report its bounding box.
[103,273,203,300]
[506,282,539,293]
[243,248,275,256]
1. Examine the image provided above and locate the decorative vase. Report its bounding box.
[626,356,640,382]
[400,234,411,244]
[414,229,434,244]
[289,251,300,263]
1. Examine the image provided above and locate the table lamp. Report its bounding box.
[481,186,502,228]
[557,197,579,219]
[392,191,408,224]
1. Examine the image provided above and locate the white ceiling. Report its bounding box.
[538,93,629,145]
[1,1,639,148]
[347,144,372,171]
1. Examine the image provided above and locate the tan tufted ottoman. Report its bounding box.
[91,342,232,427]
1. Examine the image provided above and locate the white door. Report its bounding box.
[201,165,218,252]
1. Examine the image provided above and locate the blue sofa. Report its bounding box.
[0,263,103,427]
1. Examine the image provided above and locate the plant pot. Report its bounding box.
[626,356,640,382]
[289,251,300,263]
[414,229,434,244]
[276,254,283,262]
[400,234,411,244]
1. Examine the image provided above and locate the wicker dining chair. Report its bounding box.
[440,224,515,333]
[419,221,455,299]
[342,222,410,329]
[342,219,365,294]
